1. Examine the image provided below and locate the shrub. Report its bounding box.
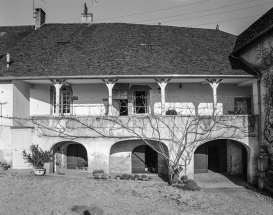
[126,175,133,180]
[92,170,107,179]
[0,162,11,171]
[180,175,188,183]
[141,175,147,178]
[22,144,53,168]
[122,174,132,180]
[94,174,107,179]
[132,174,139,180]
[185,179,201,191]
[92,170,104,175]
[121,174,128,180]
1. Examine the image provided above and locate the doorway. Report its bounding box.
[119,99,128,116]
[132,145,158,173]
[134,91,147,114]
[67,144,88,169]
[194,140,227,173]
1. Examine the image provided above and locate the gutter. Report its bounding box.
[0,74,258,81]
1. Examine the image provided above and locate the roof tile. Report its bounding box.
[0,23,247,77]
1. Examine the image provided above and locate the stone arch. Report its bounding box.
[51,141,88,172]
[193,138,253,182]
[109,139,169,180]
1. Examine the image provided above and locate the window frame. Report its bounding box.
[50,86,73,115]
[133,91,148,114]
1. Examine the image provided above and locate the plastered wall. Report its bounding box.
[13,80,30,119]
[30,84,51,115]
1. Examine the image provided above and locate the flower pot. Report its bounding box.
[34,167,46,176]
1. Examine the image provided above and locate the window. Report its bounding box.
[133,91,147,114]
[234,97,251,115]
[50,86,73,115]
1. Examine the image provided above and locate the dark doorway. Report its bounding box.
[208,145,219,172]
[145,146,158,173]
[67,144,88,169]
[134,91,147,114]
[132,145,158,173]
[194,140,227,174]
[242,145,248,179]
[119,99,128,116]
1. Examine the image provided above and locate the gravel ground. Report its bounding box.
[0,171,273,215]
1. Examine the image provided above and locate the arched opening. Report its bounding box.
[52,141,88,173]
[194,139,249,180]
[110,139,169,181]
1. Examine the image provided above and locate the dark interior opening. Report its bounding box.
[119,99,128,116]
[134,91,147,114]
[67,144,88,169]
[132,145,158,173]
[242,145,248,180]
[194,140,227,173]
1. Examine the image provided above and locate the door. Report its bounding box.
[12,129,32,169]
[194,145,208,173]
[132,145,145,173]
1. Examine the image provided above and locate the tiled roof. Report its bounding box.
[0,23,248,77]
[233,8,273,54]
[0,26,34,57]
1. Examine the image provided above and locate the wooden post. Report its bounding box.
[102,79,118,116]
[207,79,222,115]
[50,80,66,116]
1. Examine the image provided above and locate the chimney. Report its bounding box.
[34,8,46,29]
[81,3,93,24]
[6,53,10,68]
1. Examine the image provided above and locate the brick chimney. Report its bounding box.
[34,8,46,29]
[81,3,93,24]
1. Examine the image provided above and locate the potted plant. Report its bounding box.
[22,144,53,176]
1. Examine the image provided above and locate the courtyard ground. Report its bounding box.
[0,171,273,215]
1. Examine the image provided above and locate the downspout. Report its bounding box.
[257,77,262,149]
[230,54,262,149]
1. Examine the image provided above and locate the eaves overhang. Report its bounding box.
[229,54,261,77]
[0,74,258,81]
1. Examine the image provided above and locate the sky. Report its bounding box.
[0,0,273,35]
